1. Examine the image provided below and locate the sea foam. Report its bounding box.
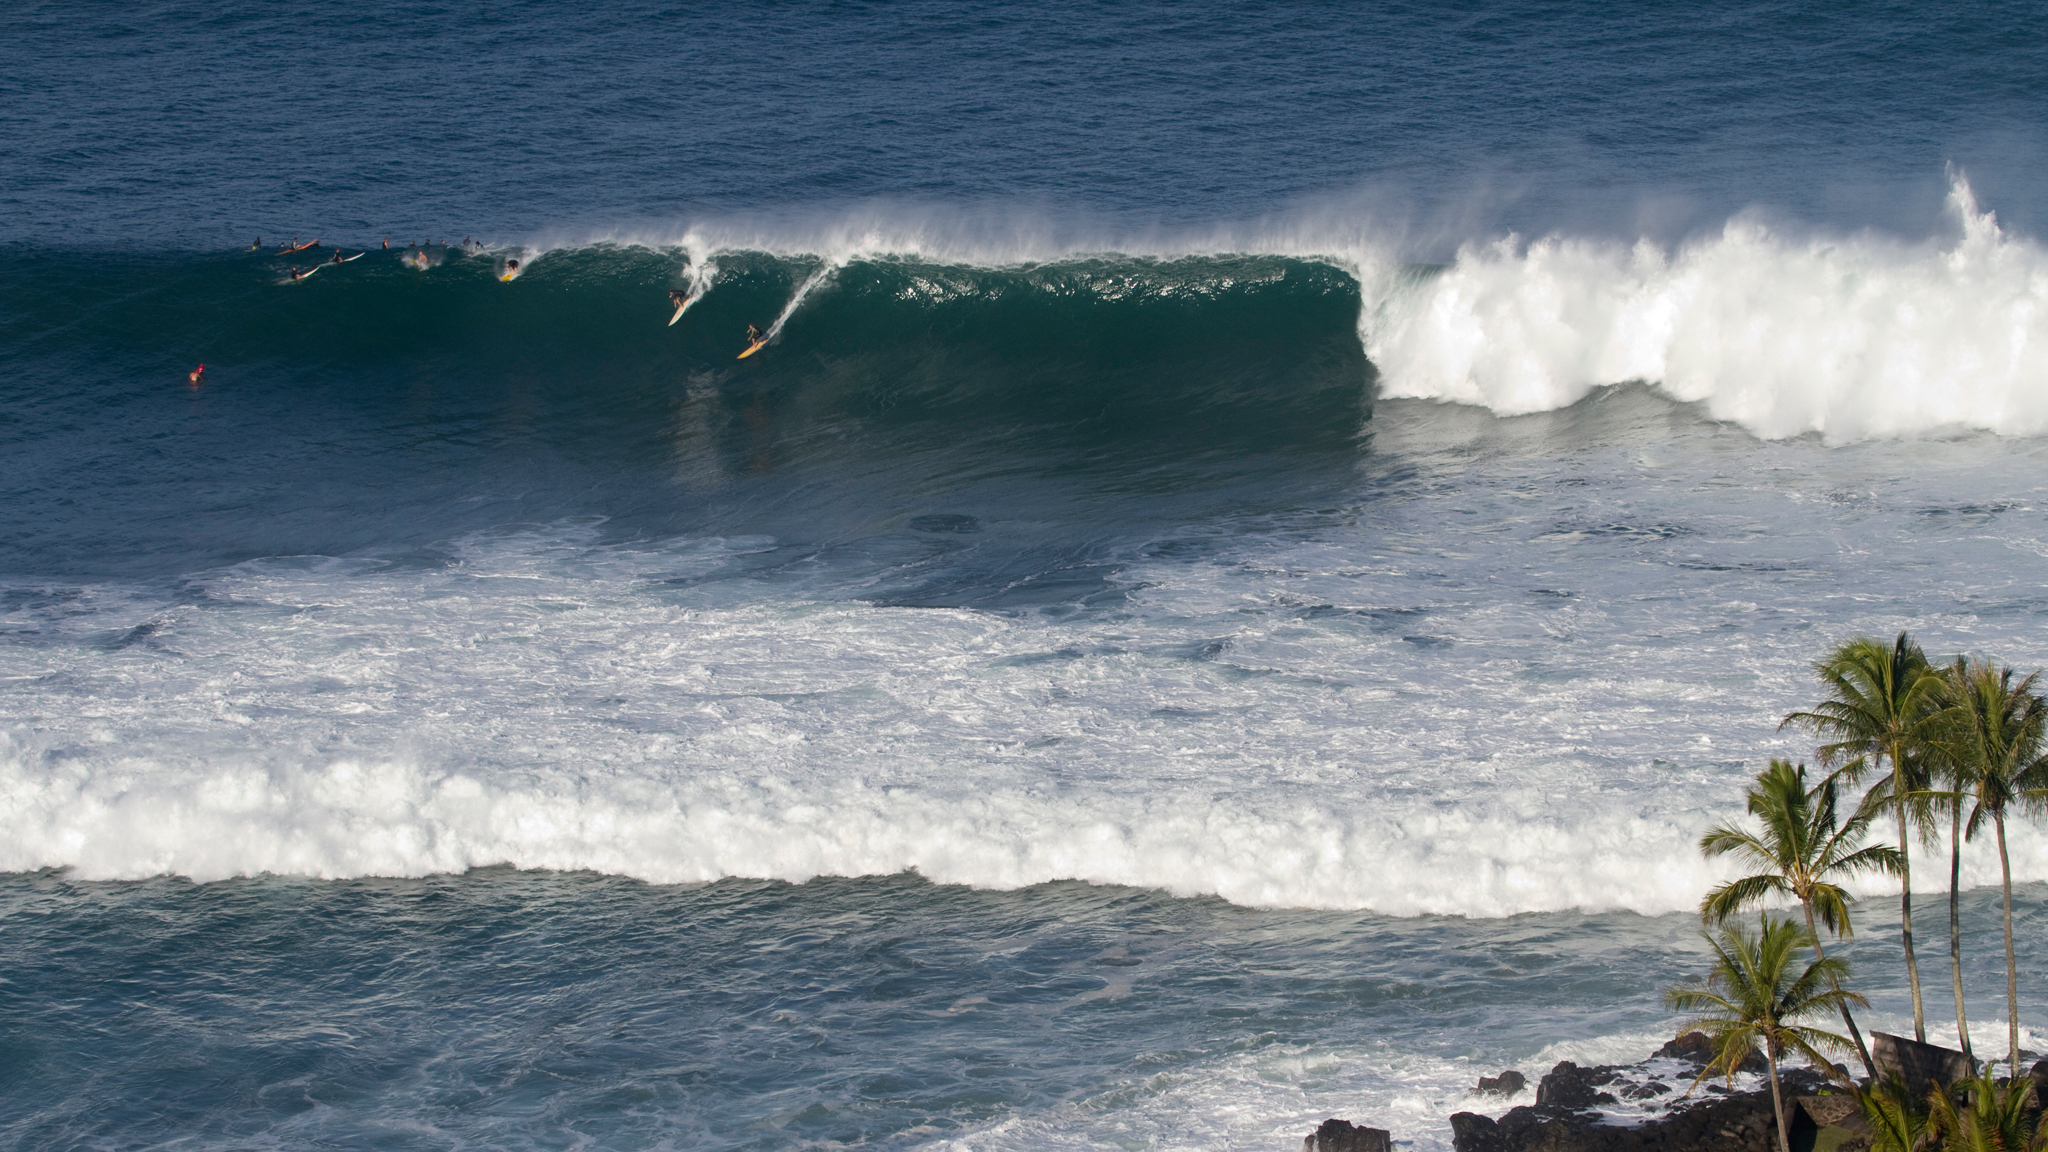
[536,174,2045,443]
[1363,178,2048,441]
[6,469,2048,912]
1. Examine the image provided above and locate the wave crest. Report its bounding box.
[1363,177,2048,441]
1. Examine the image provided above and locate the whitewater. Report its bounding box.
[9,2,2048,1144]
[9,183,2048,910]
[498,171,2048,441]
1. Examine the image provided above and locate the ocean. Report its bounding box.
[4,2,2047,1148]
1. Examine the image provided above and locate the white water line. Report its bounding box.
[670,257,720,321]
[765,261,838,341]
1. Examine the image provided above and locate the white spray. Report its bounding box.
[1363,176,2048,441]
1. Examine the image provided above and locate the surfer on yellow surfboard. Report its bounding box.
[737,324,767,359]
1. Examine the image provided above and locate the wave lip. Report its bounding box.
[1364,176,2048,441]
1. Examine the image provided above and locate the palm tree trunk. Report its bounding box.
[1767,1043,1791,1152]
[1898,801,1928,1043]
[1948,800,1974,1067]
[1997,811,2019,1076]
[1804,901,1877,1080]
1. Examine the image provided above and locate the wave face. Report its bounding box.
[8,188,2048,912]
[1365,180,2048,440]
[0,247,1370,582]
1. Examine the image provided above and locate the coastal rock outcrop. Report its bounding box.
[1448,1048,1842,1152]
[1476,1070,1527,1098]
[1652,1030,1767,1073]
[1302,1117,1391,1152]
[1534,1062,1618,1108]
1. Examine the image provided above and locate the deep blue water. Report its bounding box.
[7,1,2046,246]
[6,2,2048,1149]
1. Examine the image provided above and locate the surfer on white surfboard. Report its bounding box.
[668,289,689,324]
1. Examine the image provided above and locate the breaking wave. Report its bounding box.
[1365,177,2048,441]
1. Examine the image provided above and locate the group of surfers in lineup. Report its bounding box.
[244,236,768,359]
[254,235,499,284]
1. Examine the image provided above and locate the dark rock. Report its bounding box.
[1302,1117,1390,1152]
[2030,1059,2048,1108]
[1650,1030,1770,1074]
[1654,1031,1716,1063]
[1447,1060,1846,1152]
[1535,1061,1619,1108]
[1449,1112,1504,1152]
[1476,1070,1527,1098]
[1618,1080,1668,1100]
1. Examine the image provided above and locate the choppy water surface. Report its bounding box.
[3,870,2040,1151]
[6,0,2048,1148]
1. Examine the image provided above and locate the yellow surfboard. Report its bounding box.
[736,337,768,359]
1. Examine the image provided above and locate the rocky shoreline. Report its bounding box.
[1302,1033,1864,1152]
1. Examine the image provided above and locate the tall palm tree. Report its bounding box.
[1665,916,1864,1152]
[1932,658,2048,1076]
[1699,758,1900,1080]
[1924,670,1981,1066]
[1781,631,1943,1042]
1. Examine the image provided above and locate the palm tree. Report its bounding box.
[1855,1074,1932,1152]
[1924,671,1981,1067]
[1699,758,1900,1080]
[1927,1067,2048,1151]
[1665,916,1865,1152]
[1931,658,2048,1076]
[1781,631,1943,1043]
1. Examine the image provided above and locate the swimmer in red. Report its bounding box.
[188,364,205,388]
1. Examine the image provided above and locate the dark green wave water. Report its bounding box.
[1,246,1373,583]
